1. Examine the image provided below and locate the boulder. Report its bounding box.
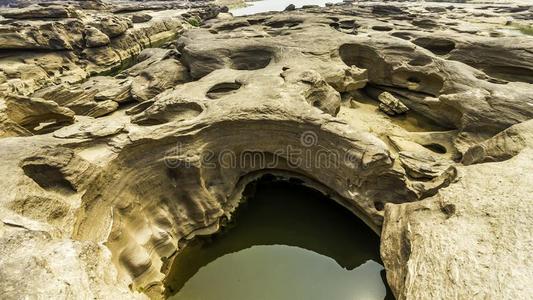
[285,4,296,11]
[130,13,152,23]
[366,86,409,115]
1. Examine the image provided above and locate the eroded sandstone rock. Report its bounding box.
[131,59,190,102]
[32,76,132,117]
[0,1,532,299]
[91,15,132,38]
[381,146,533,300]
[0,4,78,19]
[3,94,75,133]
[131,13,153,24]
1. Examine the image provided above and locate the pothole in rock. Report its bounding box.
[339,43,380,70]
[391,32,412,40]
[330,21,359,34]
[265,19,302,28]
[206,81,243,99]
[339,20,359,30]
[408,55,432,66]
[164,176,393,300]
[412,37,456,56]
[480,66,533,84]
[21,163,76,193]
[230,49,273,70]
[372,25,393,32]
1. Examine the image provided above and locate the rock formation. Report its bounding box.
[0,0,532,299]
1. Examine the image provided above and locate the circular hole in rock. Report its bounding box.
[391,32,412,40]
[408,56,432,66]
[412,37,456,56]
[396,71,444,96]
[339,20,358,29]
[374,201,385,211]
[371,25,393,31]
[206,82,243,99]
[339,43,381,70]
[22,164,76,193]
[230,49,273,70]
[164,176,393,299]
[264,19,302,28]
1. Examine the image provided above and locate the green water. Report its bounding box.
[165,177,392,300]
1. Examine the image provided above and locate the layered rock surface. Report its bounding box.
[0,0,222,136]
[0,1,532,299]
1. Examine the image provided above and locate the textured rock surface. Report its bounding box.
[0,1,532,299]
[84,26,111,48]
[381,147,533,300]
